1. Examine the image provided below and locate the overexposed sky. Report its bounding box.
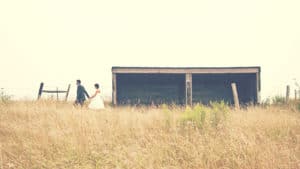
[0,0,300,100]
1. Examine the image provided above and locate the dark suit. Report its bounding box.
[75,85,90,105]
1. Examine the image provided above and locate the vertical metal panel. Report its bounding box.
[116,74,185,105]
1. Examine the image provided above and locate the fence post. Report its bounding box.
[231,83,240,109]
[286,85,290,103]
[65,84,71,101]
[295,90,297,100]
[37,82,44,100]
[56,87,59,100]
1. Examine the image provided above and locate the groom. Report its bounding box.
[74,79,90,106]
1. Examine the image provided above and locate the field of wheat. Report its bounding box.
[0,101,299,169]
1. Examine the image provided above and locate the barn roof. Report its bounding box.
[112,66,261,74]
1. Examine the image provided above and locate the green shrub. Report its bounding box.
[210,101,230,127]
[180,104,207,129]
[0,89,12,103]
[261,97,271,106]
[162,104,173,128]
[180,101,230,130]
[272,96,286,105]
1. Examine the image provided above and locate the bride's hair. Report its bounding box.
[94,83,99,89]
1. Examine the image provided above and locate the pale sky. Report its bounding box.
[0,0,299,100]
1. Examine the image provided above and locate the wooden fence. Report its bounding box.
[37,82,71,101]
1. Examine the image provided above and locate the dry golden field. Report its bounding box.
[0,101,300,169]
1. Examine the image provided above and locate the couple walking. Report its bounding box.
[74,80,105,109]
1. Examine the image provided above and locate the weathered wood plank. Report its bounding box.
[185,73,192,106]
[256,72,260,103]
[65,84,71,101]
[37,82,71,101]
[112,67,260,74]
[286,85,290,103]
[112,73,117,105]
[231,83,240,109]
[37,82,44,100]
[42,90,68,93]
[56,87,59,100]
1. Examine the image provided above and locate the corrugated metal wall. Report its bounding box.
[117,74,185,105]
[116,73,257,105]
[192,74,257,104]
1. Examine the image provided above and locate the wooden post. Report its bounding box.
[185,73,192,106]
[112,73,117,105]
[231,83,240,109]
[65,84,71,101]
[286,85,290,103]
[37,82,44,100]
[295,90,297,100]
[56,87,59,100]
[256,72,261,104]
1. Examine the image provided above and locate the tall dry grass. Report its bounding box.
[0,101,299,169]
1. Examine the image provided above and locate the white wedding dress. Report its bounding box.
[88,90,105,110]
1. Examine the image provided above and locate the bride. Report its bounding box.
[88,83,105,110]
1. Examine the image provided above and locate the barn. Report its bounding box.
[112,67,261,106]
